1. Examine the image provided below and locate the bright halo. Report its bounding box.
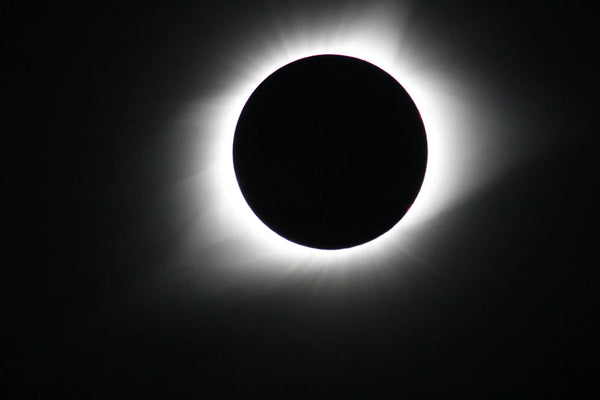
[178,3,509,278]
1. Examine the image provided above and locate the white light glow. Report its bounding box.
[176,3,510,280]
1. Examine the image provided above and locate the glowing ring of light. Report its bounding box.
[182,4,500,276]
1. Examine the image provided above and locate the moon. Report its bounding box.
[233,55,427,249]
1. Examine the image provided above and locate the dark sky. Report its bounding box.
[5,1,598,397]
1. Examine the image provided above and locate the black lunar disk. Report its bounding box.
[233,55,427,249]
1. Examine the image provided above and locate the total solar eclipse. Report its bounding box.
[233,55,427,250]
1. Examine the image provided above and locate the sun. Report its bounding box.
[177,3,504,278]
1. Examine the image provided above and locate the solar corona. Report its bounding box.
[181,4,509,276]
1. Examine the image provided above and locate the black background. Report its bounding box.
[5,1,598,397]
